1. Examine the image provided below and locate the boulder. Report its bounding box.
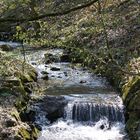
[41,71,49,75]
[6,118,17,127]
[60,54,71,62]
[20,110,36,123]
[50,67,60,71]
[39,96,68,122]
[80,80,87,84]
[64,72,68,77]
[42,75,49,80]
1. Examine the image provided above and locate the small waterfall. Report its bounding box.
[65,101,125,123]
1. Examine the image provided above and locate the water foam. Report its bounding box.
[38,119,125,140]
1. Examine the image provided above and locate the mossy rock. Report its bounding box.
[18,127,31,140]
[15,96,29,111]
[128,90,140,111]
[126,112,140,140]
[28,71,38,82]
[122,76,140,139]
[20,74,35,83]
[15,69,37,83]
[122,76,140,102]
[18,126,39,140]
[4,77,21,87]
[11,110,21,121]
[30,125,40,140]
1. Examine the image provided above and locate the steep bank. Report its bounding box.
[0,50,39,140]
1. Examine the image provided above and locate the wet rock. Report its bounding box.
[50,67,60,71]
[60,54,71,62]
[31,62,37,65]
[34,124,42,131]
[42,75,49,80]
[100,125,105,130]
[64,72,68,76]
[20,110,36,122]
[80,80,87,84]
[6,118,17,127]
[0,44,13,51]
[45,53,59,63]
[39,96,68,122]
[41,71,49,75]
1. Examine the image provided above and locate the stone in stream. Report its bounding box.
[50,67,60,71]
[45,53,59,64]
[38,96,68,123]
[20,110,36,122]
[42,75,49,80]
[80,80,87,84]
[64,72,68,77]
[31,62,37,65]
[41,71,49,75]
[60,54,71,62]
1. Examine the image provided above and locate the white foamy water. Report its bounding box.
[38,120,125,140]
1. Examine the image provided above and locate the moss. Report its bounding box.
[128,90,140,111]
[28,71,37,82]
[18,127,31,140]
[122,76,140,102]
[15,97,29,112]
[17,126,39,140]
[126,112,140,140]
[11,110,21,121]
[20,74,34,83]
[31,125,40,140]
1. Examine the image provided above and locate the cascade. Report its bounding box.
[65,101,125,123]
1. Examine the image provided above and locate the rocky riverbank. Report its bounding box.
[0,49,39,140]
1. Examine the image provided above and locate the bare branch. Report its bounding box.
[0,0,98,23]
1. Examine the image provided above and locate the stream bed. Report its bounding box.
[18,48,128,140]
[0,41,128,140]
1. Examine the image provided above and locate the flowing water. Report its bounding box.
[13,48,128,140]
[0,41,21,47]
[37,94,126,140]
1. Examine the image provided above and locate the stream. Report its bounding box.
[1,41,128,140]
[22,49,127,140]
